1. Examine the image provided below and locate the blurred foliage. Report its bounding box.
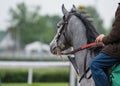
[0,68,69,82]
[78,6,107,34]
[8,3,111,46]
[8,2,60,46]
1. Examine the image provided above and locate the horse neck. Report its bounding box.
[68,15,94,74]
[68,15,87,49]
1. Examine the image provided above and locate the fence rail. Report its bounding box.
[0,61,77,86]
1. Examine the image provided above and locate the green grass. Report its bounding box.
[2,82,68,86]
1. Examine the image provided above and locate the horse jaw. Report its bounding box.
[50,39,66,55]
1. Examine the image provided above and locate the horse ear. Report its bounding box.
[62,4,69,15]
[73,4,77,9]
[71,4,77,12]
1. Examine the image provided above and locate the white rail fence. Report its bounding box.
[0,61,77,86]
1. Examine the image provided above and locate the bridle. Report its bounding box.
[55,12,74,43]
[60,42,103,55]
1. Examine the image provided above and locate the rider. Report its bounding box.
[89,3,120,86]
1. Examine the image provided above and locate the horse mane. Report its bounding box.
[69,9,103,55]
[70,10,99,44]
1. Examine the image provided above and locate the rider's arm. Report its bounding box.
[102,4,120,45]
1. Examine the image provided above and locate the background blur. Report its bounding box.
[0,0,119,86]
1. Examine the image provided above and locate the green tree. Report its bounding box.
[45,15,61,31]
[8,2,59,46]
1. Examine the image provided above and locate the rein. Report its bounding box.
[60,42,103,55]
[60,42,103,82]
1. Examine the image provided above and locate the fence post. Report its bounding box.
[28,68,33,85]
[69,63,76,86]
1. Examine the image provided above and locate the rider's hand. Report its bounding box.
[95,34,105,44]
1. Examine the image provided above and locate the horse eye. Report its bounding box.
[57,25,60,28]
[63,15,66,20]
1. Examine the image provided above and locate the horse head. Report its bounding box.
[50,5,75,54]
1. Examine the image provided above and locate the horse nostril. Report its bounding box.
[52,47,56,51]
[50,46,56,53]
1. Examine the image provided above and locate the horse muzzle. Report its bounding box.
[50,46,61,55]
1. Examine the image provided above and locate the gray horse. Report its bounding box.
[50,5,101,86]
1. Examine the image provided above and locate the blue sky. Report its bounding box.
[0,0,119,30]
